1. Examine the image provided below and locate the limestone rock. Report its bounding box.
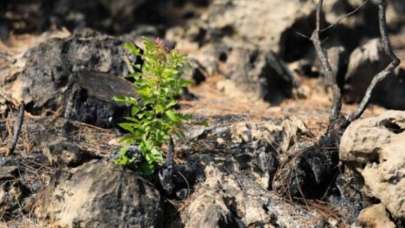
[340,111,405,218]
[357,204,395,228]
[202,0,316,60]
[340,111,405,163]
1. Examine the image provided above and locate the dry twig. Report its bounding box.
[346,0,401,124]
[320,0,370,33]
[310,0,342,124]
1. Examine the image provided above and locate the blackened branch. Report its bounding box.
[8,104,25,155]
[158,136,175,194]
[320,0,369,33]
[166,136,175,172]
[347,0,401,123]
[311,0,343,124]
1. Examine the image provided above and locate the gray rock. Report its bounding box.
[388,0,405,30]
[180,165,336,228]
[185,0,382,61]
[177,117,341,227]
[221,42,296,104]
[167,0,313,104]
[344,39,390,103]
[36,160,162,228]
[181,119,285,190]
[6,30,137,128]
[164,0,402,105]
[325,0,404,36]
[324,0,376,31]
[69,71,136,128]
[343,38,405,109]
[167,0,319,62]
[299,40,348,81]
[167,0,363,104]
[188,42,228,76]
[182,58,207,85]
[201,0,317,59]
[42,0,147,33]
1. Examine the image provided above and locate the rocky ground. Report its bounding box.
[0,0,404,227]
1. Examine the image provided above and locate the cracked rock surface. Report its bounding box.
[340,111,405,219]
[36,160,162,228]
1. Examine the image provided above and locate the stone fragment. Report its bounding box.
[357,204,395,228]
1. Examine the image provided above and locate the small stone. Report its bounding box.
[357,204,395,228]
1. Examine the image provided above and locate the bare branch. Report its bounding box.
[320,0,370,33]
[311,0,343,123]
[347,0,401,123]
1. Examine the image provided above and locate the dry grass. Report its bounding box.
[183,75,385,137]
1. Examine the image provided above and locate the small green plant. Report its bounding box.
[113,38,191,174]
